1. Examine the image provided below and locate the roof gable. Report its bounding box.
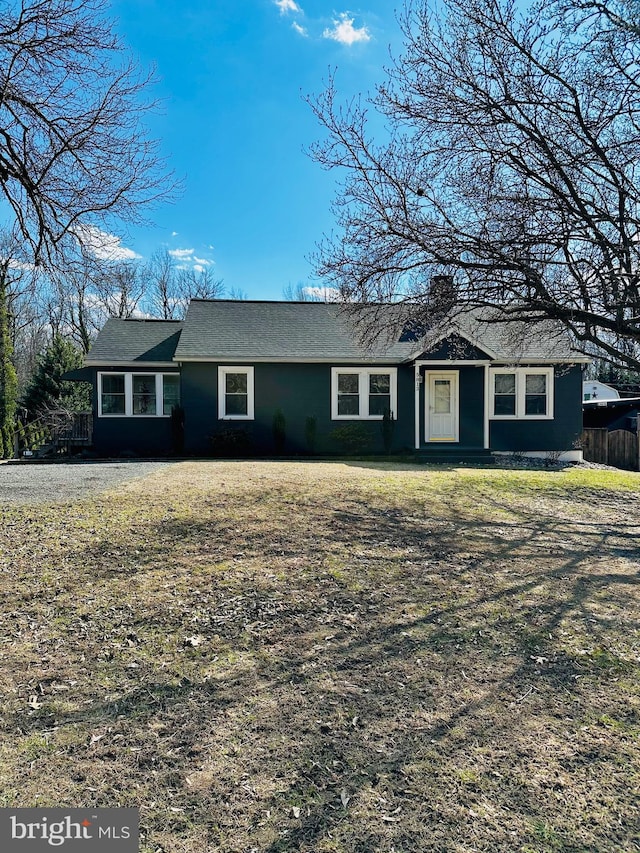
[414,306,586,363]
[414,333,495,361]
[86,318,183,364]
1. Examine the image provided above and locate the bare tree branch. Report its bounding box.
[0,0,174,271]
[309,0,640,369]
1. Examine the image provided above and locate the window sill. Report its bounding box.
[98,414,172,419]
[332,415,387,421]
[490,415,553,421]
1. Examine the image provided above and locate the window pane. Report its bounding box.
[338,374,359,394]
[225,394,247,416]
[368,373,391,416]
[337,373,360,416]
[369,374,390,394]
[102,374,124,394]
[163,375,180,415]
[226,373,247,394]
[102,394,125,414]
[369,394,391,416]
[525,373,547,415]
[434,379,451,414]
[494,372,516,416]
[495,373,516,394]
[338,395,359,416]
[101,374,125,414]
[526,374,546,394]
[494,395,516,416]
[133,375,157,415]
[525,394,547,415]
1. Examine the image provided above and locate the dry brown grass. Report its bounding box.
[1,460,639,852]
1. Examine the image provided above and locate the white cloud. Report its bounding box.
[303,286,340,301]
[323,13,371,45]
[168,248,195,260]
[171,231,179,237]
[275,0,301,13]
[168,247,215,272]
[292,21,308,36]
[0,257,36,272]
[73,224,141,261]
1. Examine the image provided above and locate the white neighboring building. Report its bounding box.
[583,380,620,401]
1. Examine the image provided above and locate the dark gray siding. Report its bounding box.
[90,367,180,457]
[86,360,584,457]
[489,364,583,451]
[182,362,416,455]
[458,366,485,447]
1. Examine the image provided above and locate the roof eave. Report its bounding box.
[174,355,410,364]
[84,360,179,368]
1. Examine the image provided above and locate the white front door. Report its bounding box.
[426,371,459,442]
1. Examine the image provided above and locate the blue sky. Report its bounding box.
[103,0,404,300]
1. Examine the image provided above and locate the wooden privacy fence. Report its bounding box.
[582,427,639,470]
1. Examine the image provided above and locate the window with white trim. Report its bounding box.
[218,366,254,420]
[101,374,126,415]
[98,372,180,417]
[490,367,553,419]
[331,368,397,420]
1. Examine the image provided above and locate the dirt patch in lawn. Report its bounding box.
[1,461,639,852]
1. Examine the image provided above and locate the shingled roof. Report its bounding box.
[173,300,416,363]
[85,318,183,365]
[421,306,588,363]
[84,301,587,366]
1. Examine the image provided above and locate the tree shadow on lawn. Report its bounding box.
[3,490,639,851]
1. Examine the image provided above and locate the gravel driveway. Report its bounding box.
[0,461,174,505]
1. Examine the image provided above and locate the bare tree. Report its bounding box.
[175,266,224,309]
[48,251,146,353]
[145,249,178,320]
[10,285,50,385]
[94,260,146,320]
[227,286,248,301]
[50,252,103,353]
[0,230,48,386]
[310,0,640,369]
[145,249,225,319]
[0,0,172,270]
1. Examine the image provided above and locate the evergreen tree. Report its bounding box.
[0,268,18,458]
[22,335,91,417]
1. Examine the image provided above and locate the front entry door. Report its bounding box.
[426,371,459,442]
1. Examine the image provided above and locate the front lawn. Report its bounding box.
[1,461,639,852]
